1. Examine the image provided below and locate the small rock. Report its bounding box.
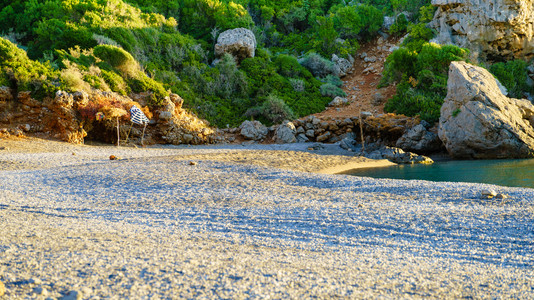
[33,286,48,296]
[61,290,81,300]
[316,132,332,143]
[0,146,7,151]
[72,152,76,156]
[109,155,120,160]
[329,96,349,107]
[158,111,173,121]
[189,161,197,166]
[183,134,194,144]
[496,193,509,199]
[480,189,497,199]
[19,124,31,132]
[371,93,385,106]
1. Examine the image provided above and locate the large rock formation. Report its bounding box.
[439,61,534,158]
[1,87,215,145]
[430,0,534,61]
[214,28,256,62]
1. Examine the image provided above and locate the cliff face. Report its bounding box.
[430,0,534,61]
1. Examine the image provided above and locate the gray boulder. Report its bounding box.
[239,120,268,141]
[331,54,353,77]
[214,28,256,62]
[328,96,349,107]
[396,124,442,153]
[275,120,297,144]
[439,61,534,158]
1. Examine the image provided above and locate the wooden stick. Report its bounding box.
[359,110,365,154]
[125,122,133,144]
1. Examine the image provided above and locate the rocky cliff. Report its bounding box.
[430,0,534,61]
[439,61,534,158]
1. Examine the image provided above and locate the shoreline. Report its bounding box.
[0,136,397,174]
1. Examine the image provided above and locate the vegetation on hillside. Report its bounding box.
[1,0,531,128]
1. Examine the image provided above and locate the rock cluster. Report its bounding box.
[0,87,215,146]
[430,0,534,61]
[237,113,420,147]
[396,121,442,154]
[439,61,534,158]
[367,146,434,164]
[214,28,256,62]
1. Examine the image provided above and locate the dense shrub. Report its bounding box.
[489,60,534,99]
[299,52,335,78]
[259,94,296,124]
[383,43,469,123]
[320,83,346,98]
[0,37,59,98]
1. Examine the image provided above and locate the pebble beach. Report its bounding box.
[0,137,533,299]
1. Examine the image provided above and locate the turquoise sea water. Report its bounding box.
[345,159,534,189]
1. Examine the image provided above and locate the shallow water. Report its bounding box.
[345,159,534,189]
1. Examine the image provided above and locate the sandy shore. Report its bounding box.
[0,137,394,174]
[0,137,533,299]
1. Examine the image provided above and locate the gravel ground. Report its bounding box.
[0,141,533,299]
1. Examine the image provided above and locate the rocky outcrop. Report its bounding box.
[0,87,216,146]
[396,122,443,154]
[239,120,268,141]
[214,28,256,62]
[430,0,534,61]
[439,61,534,158]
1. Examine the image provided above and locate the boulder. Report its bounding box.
[332,54,353,77]
[239,120,268,141]
[328,96,349,107]
[0,86,13,101]
[396,123,442,153]
[439,61,534,158]
[214,28,256,62]
[430,0,534,61]
[275,120,297,144]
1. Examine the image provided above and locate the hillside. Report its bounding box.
[0,0,533,146]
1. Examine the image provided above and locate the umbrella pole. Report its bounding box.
[125,122,133,144]
[141,123,147,146]
[116,117,120,147]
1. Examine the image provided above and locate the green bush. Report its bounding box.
[320,83,346,98]
[0,37,59,98]
[489,60,533,99]
[93,45,138,77]
[383,42,469,123]
[322,74,343,87]
[389,13,409,35]
[299,52,335,78]
[260,94,296,124]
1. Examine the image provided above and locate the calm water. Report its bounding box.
[346,159,534,189]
